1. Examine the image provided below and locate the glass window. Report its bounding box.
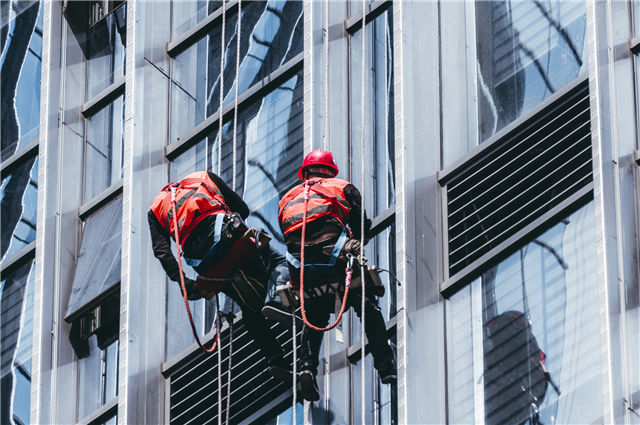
[0,1,43,161]
[78,337,119,420]
[447,202,603,424]
[262,403,304,425]
[84,95,124,201]
[165,71,303,358]
[171,0,222,40]
[476,1,587,142]
[170,0,303,141]
[86,2,126,99]
[0,258,35,425]
[1,155,38,261]
[66,197,122,320]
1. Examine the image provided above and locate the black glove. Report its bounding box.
[180,278,203,300]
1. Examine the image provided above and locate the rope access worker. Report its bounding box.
[278,149,397,402]
[148,170,291,381]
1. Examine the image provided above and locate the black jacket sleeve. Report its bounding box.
[344,184,372,240]
[208,172,250,219]
[148,210,181,282]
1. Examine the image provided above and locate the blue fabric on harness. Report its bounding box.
[286,229,349,272]
[184,213,226,273]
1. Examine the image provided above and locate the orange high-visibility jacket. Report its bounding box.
[150,171,229,245]
[278,177,352,235]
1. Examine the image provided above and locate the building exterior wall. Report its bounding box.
[0,0,638,424]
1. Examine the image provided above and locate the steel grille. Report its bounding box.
[445,80,592,277]
[167,318,299,424]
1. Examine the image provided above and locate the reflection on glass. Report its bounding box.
[262,403,304,425]
[85,96,124,201]
[170,0,303,141]
[208,71,303,252]
[476,1,586,142]
[78,337,119,420]
[87,3,126,99]
[0,259,35,425]
[447,202,603,424]
[1,1,43,160]
[166,72,303,356]
[1,155,38,261]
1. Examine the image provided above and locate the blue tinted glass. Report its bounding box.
[1,155,38,261]
[0,258,35,425]
[87,3,126,99]
[13,369,30,424]
[447,202,603,424]
[85,96,124,201]
[208,71,303,252]
[476,0,586,141]
[171,0,222,40]
[1,1,43,160]
[171,0,303,141]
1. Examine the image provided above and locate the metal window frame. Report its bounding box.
[78,179,123,220]
[0,241,36,276]
[166,0,239,58]
[0,138,39,178]
[76,396,117,425]
[344,0,392,35]
[164,52,303,160]
[81,76,126,118]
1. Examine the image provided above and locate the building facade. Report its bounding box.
[1,0,638,424]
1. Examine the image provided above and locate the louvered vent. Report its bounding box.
[443,79,592,281]
[167,318,299,424]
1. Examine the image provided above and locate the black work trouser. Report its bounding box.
[299,291,394,373]
[218,247,286,364]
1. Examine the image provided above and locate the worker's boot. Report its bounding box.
[267,356,293,384]
[298,362,320,402]
[378,361,397,385]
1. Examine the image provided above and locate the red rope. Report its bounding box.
[171,186,218,353]
[299,181,352,332]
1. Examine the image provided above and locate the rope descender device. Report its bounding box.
[298,180,352,332]
[170,185,219,354]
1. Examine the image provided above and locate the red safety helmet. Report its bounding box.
[298,149,339,180]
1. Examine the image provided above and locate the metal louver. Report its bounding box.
[164,318,300,424]
[439,78,593,296]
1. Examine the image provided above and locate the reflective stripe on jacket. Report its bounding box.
[278,177,351,235]
[150,171,230,245]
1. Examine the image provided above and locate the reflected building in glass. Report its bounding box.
[3,1,638,424]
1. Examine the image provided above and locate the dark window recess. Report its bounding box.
[444,79,592,277]
[165,319,300,425]
[63,0,126,57]
[69,288,120,359]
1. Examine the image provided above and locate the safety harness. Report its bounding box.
[296,179,354,332]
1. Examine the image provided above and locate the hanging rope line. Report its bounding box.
[224,302,235,425]
[224,2,242,423]
[323,0,329,150]
[217,0,227,175]
[299,182,353,332]
[291,302,298,424]
[170,187,218,354]
[359,0,367,421]
[216,294,223,425]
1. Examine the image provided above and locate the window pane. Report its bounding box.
[78,336,119,420]
[85,96,124,201]
[1,1,43,161]
[208,71,303,253]
[171,0,222,40]
[66,197,122,320]
[476,1,586,142]
[170,0,303,141]
[87,3,126,99]
[0,258,35,425]
[1,155,38,261]
[447,202,603,424]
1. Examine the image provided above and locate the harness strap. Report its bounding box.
[286,228,349,270]
[184,213,226,269]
